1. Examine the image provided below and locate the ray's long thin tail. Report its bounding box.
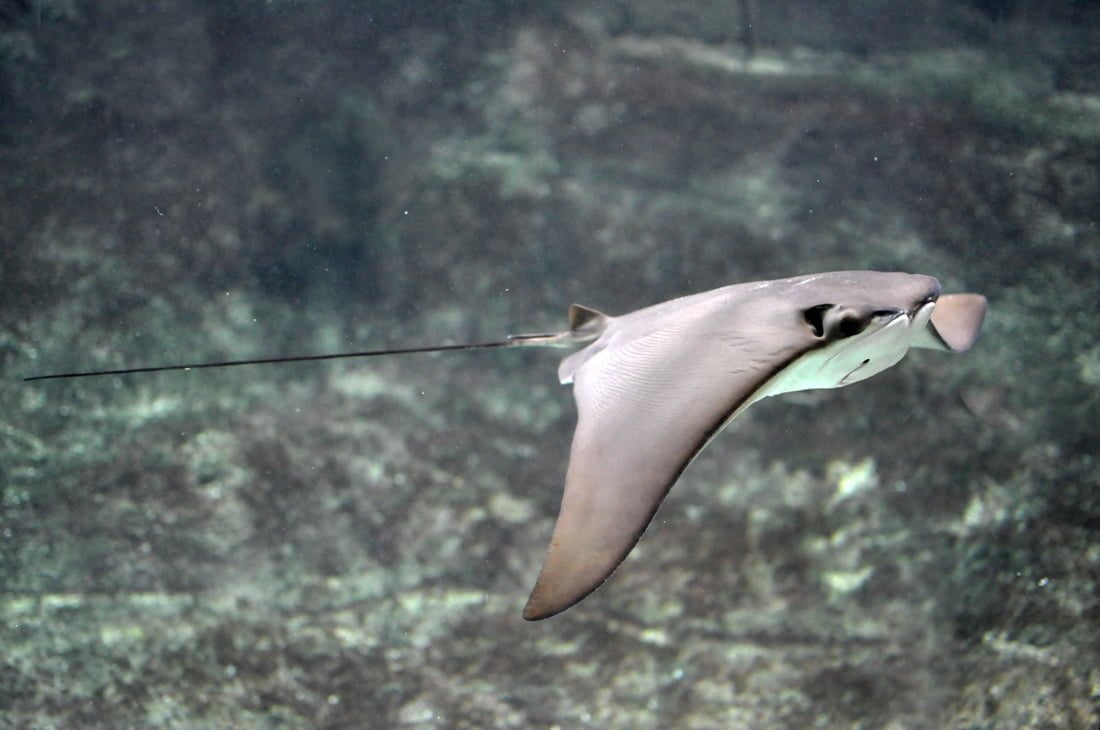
[23,339,520,382]
[23,304,612,383]
[24,304,610,383]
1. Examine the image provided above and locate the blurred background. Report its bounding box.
[1,1,1098,727]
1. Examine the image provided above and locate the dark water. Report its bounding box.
[2,1,1098,727]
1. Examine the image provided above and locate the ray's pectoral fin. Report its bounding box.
[914,293,988,353]
[522,317,809,620]
[521,405,699,621]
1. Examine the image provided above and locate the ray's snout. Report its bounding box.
[913,277,941,312]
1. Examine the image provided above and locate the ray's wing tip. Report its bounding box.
[521,603,553,622]
[522,571,604,621]
[521,584,572,621]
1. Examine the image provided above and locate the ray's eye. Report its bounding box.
[837,315,866,338]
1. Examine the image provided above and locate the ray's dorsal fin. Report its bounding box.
[556,304,612,386]
[507,303,609,350]
[567,303,608,338]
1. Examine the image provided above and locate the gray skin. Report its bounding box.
[522,271,986,620]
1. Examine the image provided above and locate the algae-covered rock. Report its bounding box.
[2,0,1098,727]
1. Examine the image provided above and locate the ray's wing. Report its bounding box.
[522,311,814,620]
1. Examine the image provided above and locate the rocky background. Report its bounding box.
[2,0,1098,727]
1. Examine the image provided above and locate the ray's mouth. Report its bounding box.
[873,307,906,321]
[915,286,941,314]
[912,296,938,321]
[898,290,939,320]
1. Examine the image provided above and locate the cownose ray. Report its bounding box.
[25,271,987,621]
